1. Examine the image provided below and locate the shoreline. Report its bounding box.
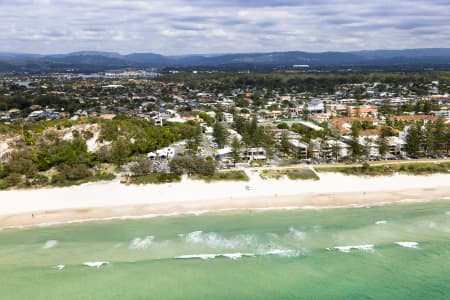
[0,172,449,230]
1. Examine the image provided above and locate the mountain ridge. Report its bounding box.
[1,48,450,72]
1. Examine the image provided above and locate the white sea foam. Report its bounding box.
[376,220,388,225]
[417,221,437,229]
[176,253,255,260]
[179,231,257,249]
[327,245,374,253]
[42,240,58,249]
[82,261,110,268]
[129,236,154,250]
[54,265,65,270]
[395,242,419,249]
[176,249,304,260]
[177,254,217,260]
[262,249,301,257]
[446,211,450,216]
[222,253,256,259]
[288,227,306,241]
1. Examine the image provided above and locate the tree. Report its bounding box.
[378,126,392,156]
[331,141,341,160]
[130,158,153,176]
[169,157,216,177]
[378,135,389,157]
[110,138,131,166]
[279,131,292,158]
[319,137,329,160]
[361,137,371,158]
[404,124,422,156]
[423,101,432,114]
[433,118,447,154]
[260,127,275,159]
[302,103,310,120]
[213,122,229,149]
[231,136,241,163]
[198,112,213,126]
[350,122,361,159]
[422,123,435,156]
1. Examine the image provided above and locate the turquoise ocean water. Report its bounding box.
[1,201,450,299]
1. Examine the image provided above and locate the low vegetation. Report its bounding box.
[0,168,115,190]
[316,162,450,176]
[130,173,182,185]
[260,168,320,181]
[192,170,249,182]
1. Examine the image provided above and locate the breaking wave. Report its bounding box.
[175,249,304,260]
[176,253,256,260]
[129,236,155,250]
[327,245,374,253]
[261,249,301,257]
[287,227,306,241]
[82,261,110,268]
[179,231,257,249]
[395,242,419,249]
[376,220,388,225]
[42,240,58,249]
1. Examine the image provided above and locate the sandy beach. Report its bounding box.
[0,171,449,229]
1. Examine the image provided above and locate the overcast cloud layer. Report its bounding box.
[1,0,450,54]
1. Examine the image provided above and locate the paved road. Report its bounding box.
[200,134,216,158]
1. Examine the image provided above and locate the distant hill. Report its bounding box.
[1,48,450,73]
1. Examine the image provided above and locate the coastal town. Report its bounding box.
[3,0,450,298]
[0,70,449,189]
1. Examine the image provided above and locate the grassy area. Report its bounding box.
[130,173,181,185]
[316,162,450,176]
[398,162,450,175]
[192,170,250,182]
[260,168,320,181]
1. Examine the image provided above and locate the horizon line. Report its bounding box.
[2,47,450,57]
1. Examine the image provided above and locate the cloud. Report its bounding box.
[0,0,450,54]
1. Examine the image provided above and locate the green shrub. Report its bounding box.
[194,170,249,182]
[261,168,319,181]
[28,174,49,186]
[0,173,22,190]
[398,163,448,174]
[57,164,92,181]
[132,173,181,185]
[0,164,9,179]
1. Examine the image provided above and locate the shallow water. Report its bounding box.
[1,201,450,299]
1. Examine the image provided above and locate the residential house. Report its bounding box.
[241,147,267,161]
[347,105,378,118]
[307,100,325,113]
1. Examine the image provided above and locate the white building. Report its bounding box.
[155,147,175,160]
[307,100,325,113]
[241,147,267,161]
[223,113,234,123]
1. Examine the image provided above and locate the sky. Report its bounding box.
[1,0,450,55]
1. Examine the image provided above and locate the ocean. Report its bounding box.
[1,201,450,299]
